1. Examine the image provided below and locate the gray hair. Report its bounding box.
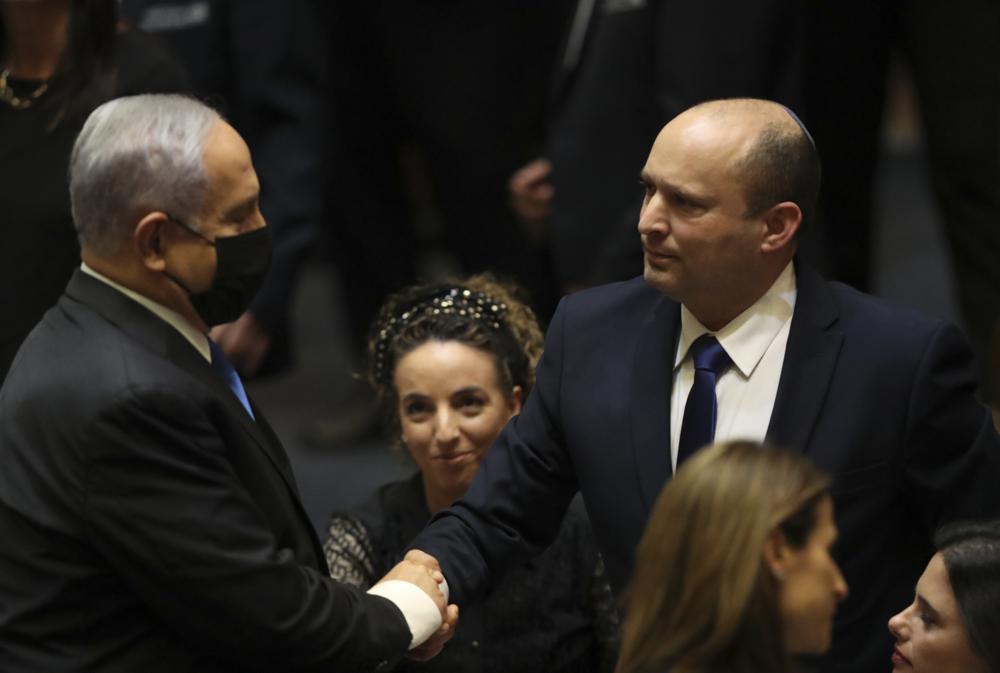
[69,94,221,255]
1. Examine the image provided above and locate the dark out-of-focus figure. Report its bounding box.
[0,0,187,382]
[802,0,1000,399]
[119,0,326,378]
[319,2,570,352]
[510,0,806,294]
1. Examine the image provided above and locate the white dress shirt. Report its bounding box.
[669,262,797,470]
[81,262,211,361]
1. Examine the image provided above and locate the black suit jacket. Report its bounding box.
[414,262,1000,673]
[0,271,410,672]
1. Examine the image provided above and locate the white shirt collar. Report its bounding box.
[80,262,211,363]
[675,261,797,378]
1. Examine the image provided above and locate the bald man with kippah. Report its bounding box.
[406,99,1000,672]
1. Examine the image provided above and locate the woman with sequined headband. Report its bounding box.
[324,274,619,672]
[0,0,186,381]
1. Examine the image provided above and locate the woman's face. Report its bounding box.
[888,553,989,673]
[778,496,849,655]
[394,341,521,508]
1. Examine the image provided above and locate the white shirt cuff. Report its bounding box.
[367,579,446,649]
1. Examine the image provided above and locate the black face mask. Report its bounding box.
[165,219,272,326]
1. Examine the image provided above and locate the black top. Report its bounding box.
[0,29,187,381]
[324,472,620,673]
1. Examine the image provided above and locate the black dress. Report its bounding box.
[0,29,187,381]
[324,472,620,673]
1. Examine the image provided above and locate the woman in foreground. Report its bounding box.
[323,274,618,672]
[618,440,848,673]
[889,521,1000,673]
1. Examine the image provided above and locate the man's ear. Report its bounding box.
[760,201,802,254]
[133,212,169,271]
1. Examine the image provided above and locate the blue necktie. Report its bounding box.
[209,340,255,420]
[677,334,731,466]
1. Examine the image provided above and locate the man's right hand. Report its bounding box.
[378,555,447,613]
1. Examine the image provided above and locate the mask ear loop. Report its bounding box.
[164,213,216,246]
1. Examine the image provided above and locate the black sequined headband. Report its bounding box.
[370,285,510,386]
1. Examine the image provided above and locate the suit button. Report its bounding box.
[374,660,389,671]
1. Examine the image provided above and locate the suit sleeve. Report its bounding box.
[410,297,581,605]
[902,321,1000,529]
[81,388,410,672]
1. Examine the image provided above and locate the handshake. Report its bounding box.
[370,550,460,661]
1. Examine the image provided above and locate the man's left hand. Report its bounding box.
[210,311,271,377]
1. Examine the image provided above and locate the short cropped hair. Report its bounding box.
[737,119,821,228]
[69,94,220,255]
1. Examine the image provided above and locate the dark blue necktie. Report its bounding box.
[209,340,255,420]
[677,334,731,466]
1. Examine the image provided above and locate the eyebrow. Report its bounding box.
[638,170,710,205]
[451,386,486,397]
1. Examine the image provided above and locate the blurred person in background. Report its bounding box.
[299,1,572,444]
[0,0,187,381]
[801,0,1000,399]
[618,440,847,673]
[889,521,1000,673]
[324,274,619,673]
[119,0,326,378]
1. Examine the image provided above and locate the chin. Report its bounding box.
[643,264,681,299]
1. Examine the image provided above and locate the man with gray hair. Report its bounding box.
[0,94,455,672]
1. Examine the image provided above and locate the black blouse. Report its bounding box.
[324,472,620,673]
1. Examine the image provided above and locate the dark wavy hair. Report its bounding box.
[935,521,1000,673]
[0,0,118,127]
[366,274,543,439]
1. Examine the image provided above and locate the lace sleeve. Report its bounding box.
[323,513,378,589]
[589,554,622,673]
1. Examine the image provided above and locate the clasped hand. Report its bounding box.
[376,549,459,661]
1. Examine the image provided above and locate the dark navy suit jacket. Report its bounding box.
[414,262,1000,673]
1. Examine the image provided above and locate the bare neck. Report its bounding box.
[421,476,463,516]
[686,262,789,331]
[1,1,72,79]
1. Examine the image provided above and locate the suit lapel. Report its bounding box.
[766,263,843,453]
[629,293,680,512]
[66,271,302,499]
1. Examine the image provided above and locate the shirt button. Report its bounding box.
[471,640,480,648]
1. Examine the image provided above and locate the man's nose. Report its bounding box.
[637,197,668,236]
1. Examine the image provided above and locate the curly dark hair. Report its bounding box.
[367,274,543,437]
